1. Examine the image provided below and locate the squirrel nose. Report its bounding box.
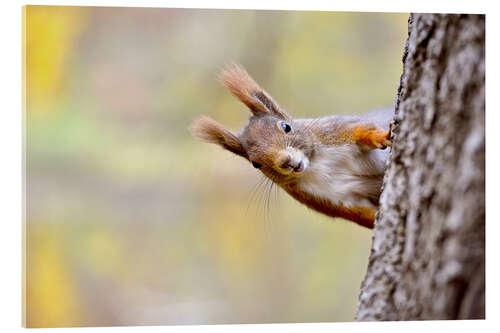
[279,156,293,169]
[276,148,308,173]
[279,155,304,172]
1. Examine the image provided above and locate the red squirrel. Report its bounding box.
[190,64,392,229]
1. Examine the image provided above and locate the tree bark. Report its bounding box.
[356,14,485,321]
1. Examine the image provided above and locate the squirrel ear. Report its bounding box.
[189,116,247,158]
[219,63,290,119]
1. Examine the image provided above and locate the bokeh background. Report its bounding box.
[24,6,408,327]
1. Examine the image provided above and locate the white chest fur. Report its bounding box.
[296,144,388,208]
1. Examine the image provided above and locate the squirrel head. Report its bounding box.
[190,64,315,183]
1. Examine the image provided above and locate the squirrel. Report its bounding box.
[190,64,393,229]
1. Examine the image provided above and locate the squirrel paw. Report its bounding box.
[378,122,393,150]
[353,124,392,150]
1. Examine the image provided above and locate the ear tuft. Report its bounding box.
[189,116,247,158]
[218,63,290,119]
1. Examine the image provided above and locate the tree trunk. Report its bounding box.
[356,13,485,321]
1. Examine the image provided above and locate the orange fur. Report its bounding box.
[352,125,391,149]
[219,63,290,119]
[189,116,247,157]
[284,183,375,229]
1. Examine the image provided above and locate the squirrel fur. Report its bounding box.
[190,64,393,229]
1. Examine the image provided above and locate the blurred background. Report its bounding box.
[24,6,408,327]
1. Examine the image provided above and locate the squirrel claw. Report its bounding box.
[370,129,392,150]
[377,124,392,149]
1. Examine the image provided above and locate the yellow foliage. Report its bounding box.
[26,230,80,327]
[25,6,87,113]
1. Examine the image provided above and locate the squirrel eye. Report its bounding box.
[281,122,291,133]
[252,161,262,169]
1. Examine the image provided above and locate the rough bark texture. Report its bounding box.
[356,14,485,321]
